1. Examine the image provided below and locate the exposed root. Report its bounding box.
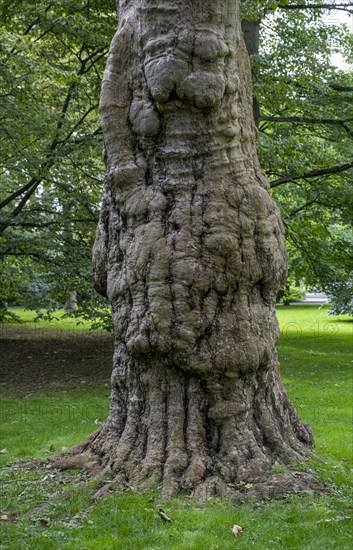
[50,451,101,474]
[50,441,323,502]
[232,472,324,502]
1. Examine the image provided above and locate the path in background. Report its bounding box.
[303,292,328,304]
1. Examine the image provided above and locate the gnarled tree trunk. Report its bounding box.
[67,0,316,499]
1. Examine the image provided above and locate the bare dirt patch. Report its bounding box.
[0,327,113,396]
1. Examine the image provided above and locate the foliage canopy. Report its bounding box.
[0,0,352,319]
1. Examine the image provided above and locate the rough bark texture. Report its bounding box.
[62,0,316,499]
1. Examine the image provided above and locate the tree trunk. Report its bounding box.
[62,0,317,500]
[64,290,78,313]
[241,19,260,127]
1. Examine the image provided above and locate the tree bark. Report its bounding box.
[61,0,317,500]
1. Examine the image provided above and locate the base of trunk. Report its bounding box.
[52,357,321,501]
[51,447,322,502]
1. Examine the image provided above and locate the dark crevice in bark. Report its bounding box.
[186,283,196,310]
[192,156,205,181]
[160,193,175,237]
[144,165,153,186]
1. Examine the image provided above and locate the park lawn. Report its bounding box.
[276,305,352,463]
[3,307,95,331]
[0,305,352,549]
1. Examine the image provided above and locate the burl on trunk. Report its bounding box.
[65,0,318,499]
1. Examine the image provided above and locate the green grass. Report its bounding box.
[0,387,110,462]
[2,307,98,331]
[1,305,352,549]
[277,305,352,463]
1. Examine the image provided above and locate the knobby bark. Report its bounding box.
[58,0,319,500]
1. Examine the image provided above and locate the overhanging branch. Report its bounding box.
[270,161,353,187]
[261,116,353,124]
[329,84,353,92]
[279,3,353,14]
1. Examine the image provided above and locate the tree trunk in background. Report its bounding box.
[241,19,260,127]
[67,0,317,499]
[64,290,78,313]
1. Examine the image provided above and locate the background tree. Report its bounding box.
[0,0,115,325]
[243,0,353,301]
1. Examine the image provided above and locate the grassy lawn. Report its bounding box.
[2,307,97,332]
[0,305,352,549]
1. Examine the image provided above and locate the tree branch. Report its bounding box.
[6,218,97,229]
[0,249,49,261]
[287,196,320,217]
[261,115,353,139]
[0,178,40,210]
[270,161,353,187]
[261,115,353,124]
[279,3,353,14]
[0,180,42,234]
[329,84,353,92]
[59,104,99,147]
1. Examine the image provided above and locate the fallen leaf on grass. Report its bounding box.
[0,449,9,454]
[231,524,243,535]
[316,516,351,525]
[158,507,173,522]
[0,515,9,521]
